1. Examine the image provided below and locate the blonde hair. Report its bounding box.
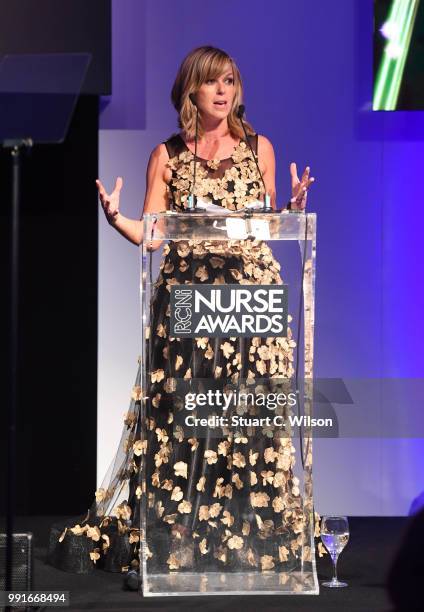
[171,46,255,140]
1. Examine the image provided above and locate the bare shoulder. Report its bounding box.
[149,142,169,164]
[257,134,275,176]
[147,143,171,183]
[257,134,275,155]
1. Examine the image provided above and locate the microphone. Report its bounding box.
[186,93,199,212]
[236,104,272,212]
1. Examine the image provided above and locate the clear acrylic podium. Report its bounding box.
[138,211,318,596]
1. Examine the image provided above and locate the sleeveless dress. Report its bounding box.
[47,133,323,576]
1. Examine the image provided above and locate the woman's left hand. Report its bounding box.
[289,163,315,210]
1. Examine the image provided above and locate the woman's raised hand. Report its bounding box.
[289,163,315,210]
[96,177,123,225]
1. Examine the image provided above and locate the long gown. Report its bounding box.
[47,132,323,576]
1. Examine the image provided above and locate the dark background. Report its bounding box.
[0,0,111,95]
[0,0,111,515]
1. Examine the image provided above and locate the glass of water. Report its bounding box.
[320,515,349,587]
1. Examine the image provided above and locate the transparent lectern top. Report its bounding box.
[141,210,316,243]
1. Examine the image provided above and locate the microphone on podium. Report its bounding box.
[186,93,199,212]
[236,104,272,212]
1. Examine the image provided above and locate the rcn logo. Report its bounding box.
[170,284,288,338]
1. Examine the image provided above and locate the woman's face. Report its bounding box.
[194,63,235,122]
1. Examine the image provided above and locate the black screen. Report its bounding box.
[0,0,111,95]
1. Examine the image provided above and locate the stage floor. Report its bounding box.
[5,516,406,611]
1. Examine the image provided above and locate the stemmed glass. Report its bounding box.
[320,515,349,588]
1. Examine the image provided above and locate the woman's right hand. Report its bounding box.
[96,177,123,225]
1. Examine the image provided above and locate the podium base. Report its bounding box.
[141,569,319,596]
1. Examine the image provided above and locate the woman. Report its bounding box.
[97,52,312,235]
[47,46,319,581]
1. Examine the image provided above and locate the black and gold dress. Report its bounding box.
[47,133,322,575]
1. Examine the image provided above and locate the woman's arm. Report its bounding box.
[257,134,277,209]
[97,143,170,246]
